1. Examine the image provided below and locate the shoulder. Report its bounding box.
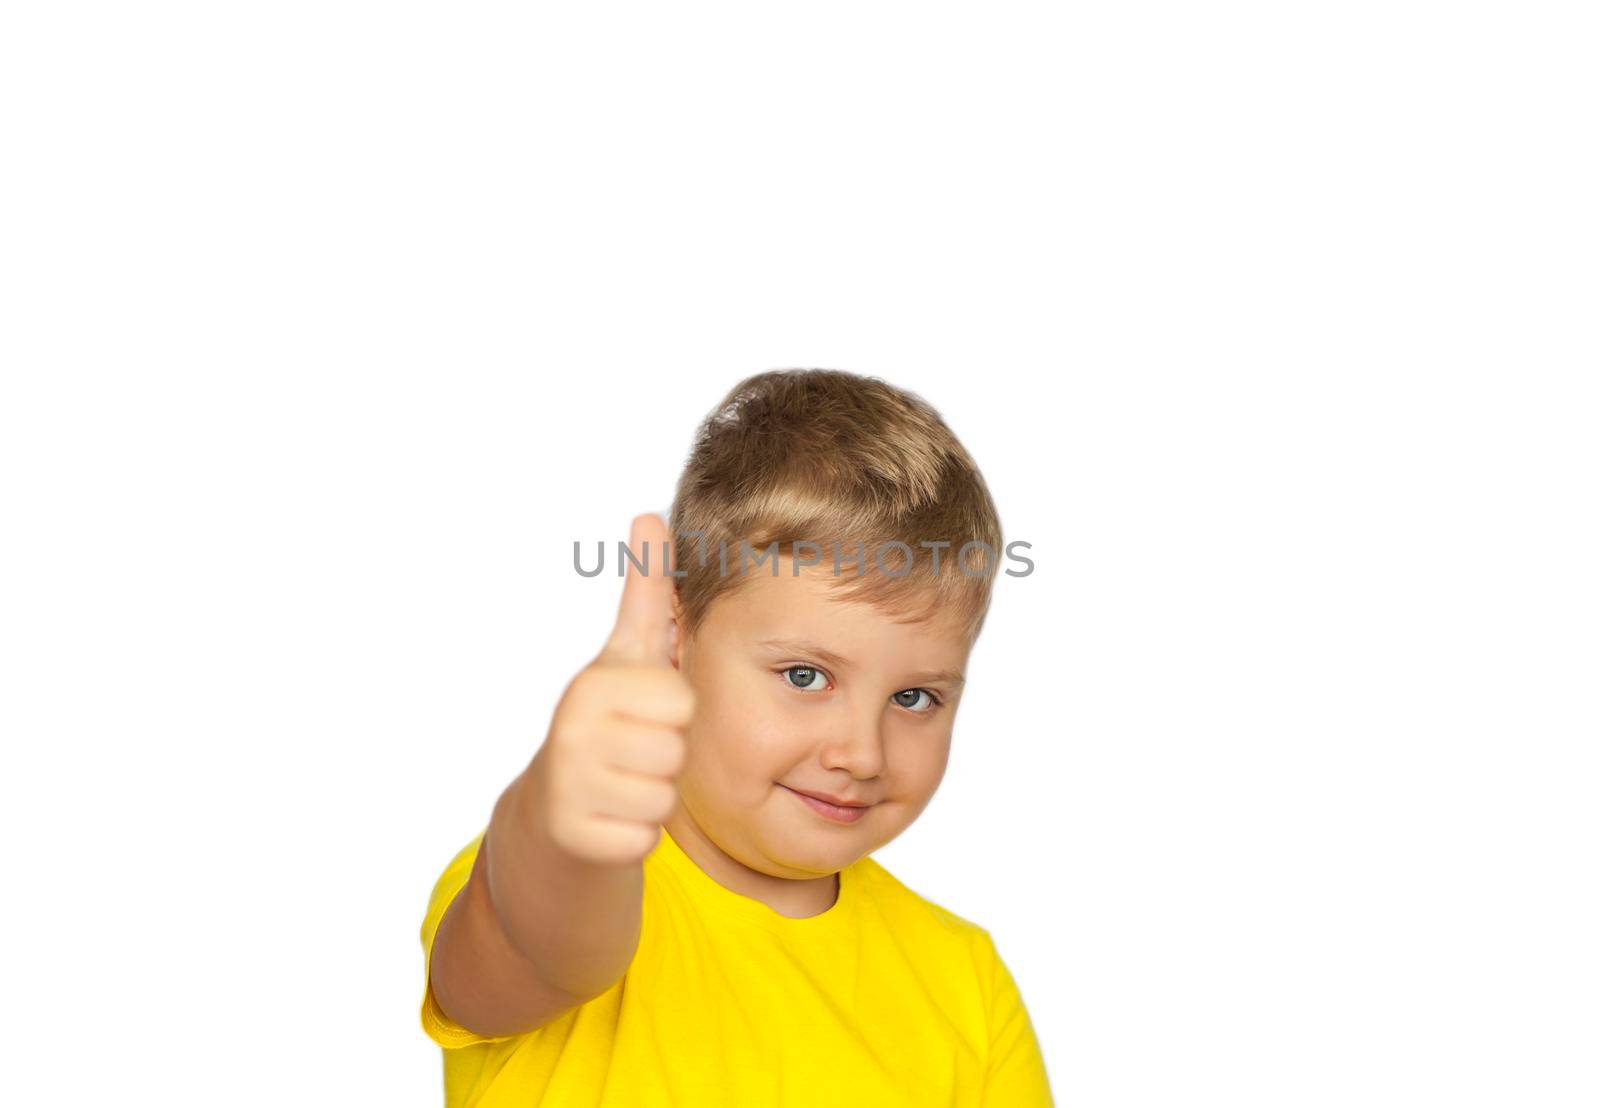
[850,857,1015,1049]
[851,854,996,955]
[852,860,1039,1048]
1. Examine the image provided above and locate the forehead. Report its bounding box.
[708,555,970,654]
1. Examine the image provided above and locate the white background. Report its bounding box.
[3,3,1596,1105]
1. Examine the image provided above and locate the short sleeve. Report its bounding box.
[419,830,518,1050]
[974,928,1054,1107]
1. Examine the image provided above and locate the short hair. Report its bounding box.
[667,368,1004,647]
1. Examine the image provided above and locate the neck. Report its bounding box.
[662,808,840,918]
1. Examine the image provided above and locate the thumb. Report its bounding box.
[601,512,678,666]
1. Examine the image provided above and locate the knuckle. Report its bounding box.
[545,809,582,852]
[628,824,662,860]
[545,716,591,758]
[566,664,612,706]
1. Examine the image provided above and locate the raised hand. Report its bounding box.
[535,512,695,865]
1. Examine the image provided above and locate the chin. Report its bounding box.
[773,818,877,868]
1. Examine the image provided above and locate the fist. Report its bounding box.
[535,512,695,865]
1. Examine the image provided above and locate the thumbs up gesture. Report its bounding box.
[534,513,696,866]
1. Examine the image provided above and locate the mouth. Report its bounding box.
[779,783,874,824]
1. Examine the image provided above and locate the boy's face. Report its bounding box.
[668,554,972,880]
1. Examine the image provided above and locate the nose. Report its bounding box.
[818,700,888,779]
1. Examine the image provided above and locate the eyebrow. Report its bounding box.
[755,637,966,688]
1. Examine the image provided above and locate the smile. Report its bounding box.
[779,784,873,824]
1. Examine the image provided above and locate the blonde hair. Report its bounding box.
[667,368,1004,646]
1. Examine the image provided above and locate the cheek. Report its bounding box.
[695,669,787,746]
[684,696,794,780]
[897,733,953,789]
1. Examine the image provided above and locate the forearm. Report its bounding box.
[485,751,646,1002]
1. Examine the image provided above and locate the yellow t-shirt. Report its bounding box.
[419,825,1053,1107]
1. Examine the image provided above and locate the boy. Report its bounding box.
[419,369,1054,1106]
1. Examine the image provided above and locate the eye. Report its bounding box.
[892,688,944,713]
[778,666,945,714]
[780,665,830,692]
